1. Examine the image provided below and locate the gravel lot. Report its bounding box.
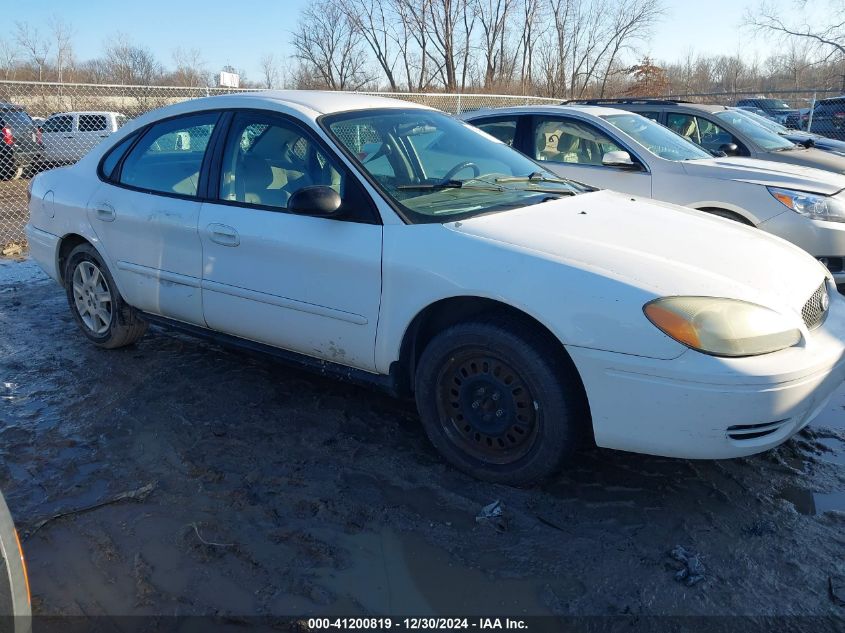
[0,177,30,254]
[0,257,844,626]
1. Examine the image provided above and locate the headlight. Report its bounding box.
[643,297,801,357]
[768,186,845,223]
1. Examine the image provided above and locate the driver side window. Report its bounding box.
[219,114,345,210]
[666,113,745,155]
[532,117,622,166]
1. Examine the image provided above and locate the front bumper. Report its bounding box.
[759,211,845,286]
[567,285,845,459]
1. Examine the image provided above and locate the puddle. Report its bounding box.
[316,529,567,616]
[778,486,845,515]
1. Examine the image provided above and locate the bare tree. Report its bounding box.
[517,0,545,92]
[394,0,435,90]
[476,0,514,88]
[171,47,208,87]
[259,52,280,89]
[427,0,477,90]
[292,0,374,90]
[49,16,74,83]
[342,0,400,90]
[15,22,50,81]
[745,0,845,89]
[102,35,162,85]
[0,39,17,80]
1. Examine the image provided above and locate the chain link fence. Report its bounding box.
[3,80,844,255]
[0,80,561,254]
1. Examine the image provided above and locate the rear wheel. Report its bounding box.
[415,318,585,485]
[64,243,147,348]
[0,159,23,181]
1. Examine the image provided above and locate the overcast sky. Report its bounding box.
[14,0,814,82]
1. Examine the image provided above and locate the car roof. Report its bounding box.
[461,104,627,119]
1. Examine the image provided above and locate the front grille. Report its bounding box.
[801,282,829,330]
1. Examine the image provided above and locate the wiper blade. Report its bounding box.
[495,171,572,185]
[396,178,505,192]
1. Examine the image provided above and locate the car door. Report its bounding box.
[527,114,652,196]
[40,114,75,163]
[77,113,111,159]
[198,110,383,371]
[87,111,220,325]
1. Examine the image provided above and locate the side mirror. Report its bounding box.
[719,143,739,156]
[288,186,342,217]
[602,150,639,170]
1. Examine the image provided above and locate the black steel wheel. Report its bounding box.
[415,316,586,485]
[437,352,539,465]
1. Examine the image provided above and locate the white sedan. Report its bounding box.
[462,106,845,286]
[25,91,845,484]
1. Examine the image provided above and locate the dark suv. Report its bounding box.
[735,98,796,124]
[808,96,845,139]
[0,103,41,180]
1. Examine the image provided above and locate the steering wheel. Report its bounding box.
[442,161,480,182]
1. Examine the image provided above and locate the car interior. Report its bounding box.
[219,122,343,208]
[533,120,621,165]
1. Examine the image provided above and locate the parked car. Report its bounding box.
[39,111,127,164]
[738,107,845,156]
[0,102,42,180]
[785,107,812,130]
[566,99,845,174]
[462,105,845,285]
[735,97,797,124]
[26,92,845,484]
[807,96,845,139]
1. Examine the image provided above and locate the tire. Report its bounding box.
[414,317,586,485]
[0,160,23,181]
[64,243,147,348]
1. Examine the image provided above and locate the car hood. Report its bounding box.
[762,146,845,172]
[683,156,845,195]
[447,190,826,311]
[786,133,845,154]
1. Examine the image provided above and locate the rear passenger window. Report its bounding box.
[79,115,108,132]
[101,133,138,180]
[474,118,518,146]
[119,113,218,197]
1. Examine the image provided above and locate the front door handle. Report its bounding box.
[207,223,240,247]
[95,203,116,222]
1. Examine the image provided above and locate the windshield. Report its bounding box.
[715,109,796,151]
[322,109,589,222]
[733,108,789,134]
[602,113,711,161]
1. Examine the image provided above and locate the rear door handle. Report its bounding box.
[95,203,116,222]
[207,223,240,247]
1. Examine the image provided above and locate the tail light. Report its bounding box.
[1,126,13,145]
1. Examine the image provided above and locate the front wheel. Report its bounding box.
[414,318,586,485]
[64,243,148,348]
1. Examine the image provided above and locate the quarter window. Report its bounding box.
[119,113,218,197]
[532,117,623,165]
[100,133,138,180]
[219,114,345,210]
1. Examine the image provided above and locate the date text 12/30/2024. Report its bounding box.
[306,618,529,630]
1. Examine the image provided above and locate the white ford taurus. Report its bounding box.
[25,91,845,484]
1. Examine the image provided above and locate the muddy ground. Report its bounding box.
[0,257,844,626]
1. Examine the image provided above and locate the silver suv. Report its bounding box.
[570,99,845,175]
